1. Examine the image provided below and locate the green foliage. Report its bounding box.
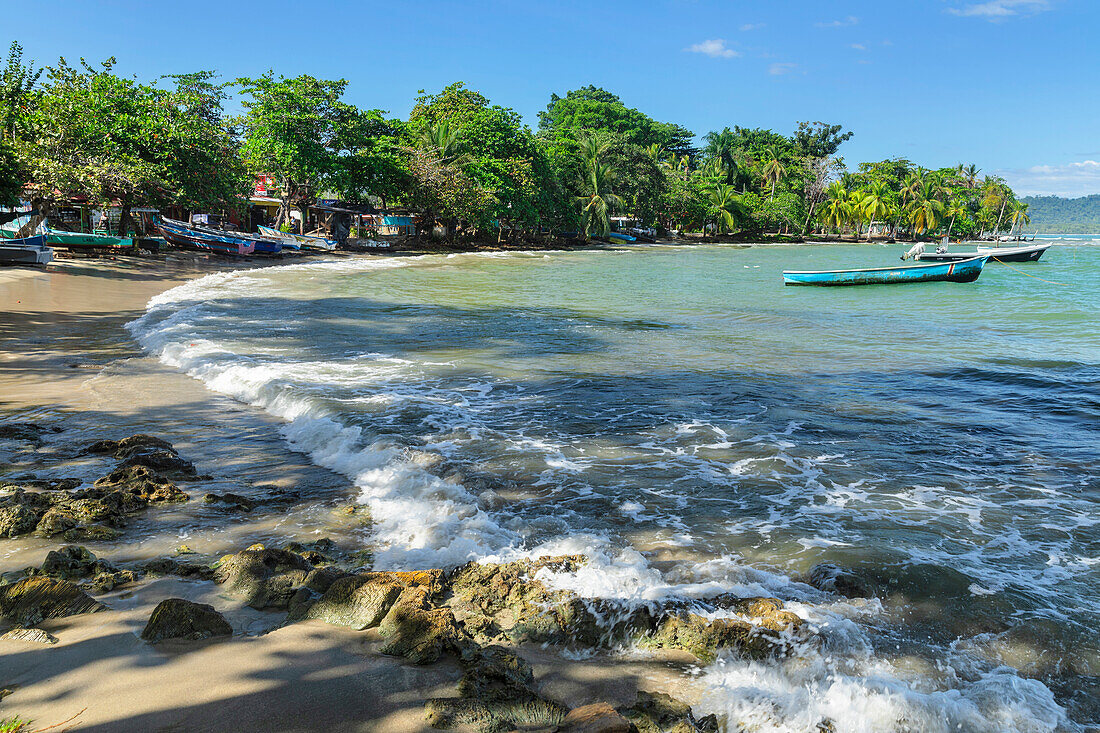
[0,137,24,205]
[0,41,40,141]
[539,85,695,155]
[1013,195,1100,233]
[0,716,29,733]
[793,121,853,159]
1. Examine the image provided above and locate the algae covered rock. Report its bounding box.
[34,506,78,537]
[446,556,591,645]
[140,557,216,581]
[297,573,403,628]
[638,599,801,664]
[202,492,255,512]
[87,434,173,456]
[92,465,188,504]
[379,582,465,665]
[40,545,103,579]
[0,576,107,627]
[622,691,718,733]
[141,598,232,642]
[425,644,567,732]
[0,503,40,538]
[213,547,315,609]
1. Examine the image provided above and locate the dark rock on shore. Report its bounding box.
[0,422,61,445]
[141,598,232,643]
[202,492,255,512]
[622,691,719,733]
[91,465,188,503]
[0,503,39,537]
[0,576,107,627]
[0,627,59,644]
[558,703,632,733]
[87,433,197,477]
[808,563,873,599]
[140,557,217,581]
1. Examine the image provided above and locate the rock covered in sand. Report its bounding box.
[0,576,107,627]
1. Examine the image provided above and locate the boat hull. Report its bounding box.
[155,218,255,256]
[975,244,1051,262]
[0,223,131,249]
[0,235,53,265]
[918,244,1050,263]
[783,256,988,286]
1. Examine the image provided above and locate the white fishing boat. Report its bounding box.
[0,234,53,265]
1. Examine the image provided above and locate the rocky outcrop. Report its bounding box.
[87,434,197,477]
[213,546,317,610]
[638,597,802,664]
[141,598,232,642]
[621,691,718,733]
[0,576,107,627]
[40,545,101,579]
[202,492,255,512]
[0,463,187,541]
[0,422,60,445]
[425,645,568,733]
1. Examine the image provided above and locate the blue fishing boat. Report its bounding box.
[155,217,256,256]
[608,232,636,242]
[783,255,988,286]
[258,224,337,251]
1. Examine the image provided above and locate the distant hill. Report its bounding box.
[1022,194,1100,234]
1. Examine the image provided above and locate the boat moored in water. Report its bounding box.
[917,243,1051,263]
[0,234,53,266]
[783,255,988,286]
[258,224,337,251]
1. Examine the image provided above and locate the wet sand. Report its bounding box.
[0,255,692,732]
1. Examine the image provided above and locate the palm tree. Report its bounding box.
[419,121,464,163]
[820,181,848,234]
[859,182,891,241]
[944,196,967,240]
[762,146,786,200]
[962,164,981,190]
[1010,201,1030,237]
[707,183,749,234]
[909,195,944,236]
[645,143,666,166]
[703,128,739,185]
[700,157,729,185]
[576,156,622,239]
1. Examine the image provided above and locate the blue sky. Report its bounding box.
[4,0,1098,196]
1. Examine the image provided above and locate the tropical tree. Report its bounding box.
[762,146,786,199]
[706,183,748,234]
[703,128,739,186]
[236,72,359,231]
[944,196,968,240]
[576,154,622,238]
[859,182,891,240]
[820,181,848,233]
[909,194,944,235]
[419,120,465,163]
[1010,201,1030,236]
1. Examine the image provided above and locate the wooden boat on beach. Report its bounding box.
[917,243,1050,263]
[783,255,988,286]
[0,218,133,250]
[0,234,52,266]
[155,217,256,256]
[257,225,337,251]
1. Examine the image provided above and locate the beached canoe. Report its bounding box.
[608,232,636,242]
[155,217,256,256]
[783,255,988,286]
[0,219,133,249]
[258,225,337,251]
[917,243,1050,263]
[0,234,52,266]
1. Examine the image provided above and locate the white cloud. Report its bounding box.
[997,160,1100,197]
[851,43,867,50]
[947,0,1051,20]
[816,16,859,28]
[739,23,765,31]
[769,62,798,76]
[686,39,741,58]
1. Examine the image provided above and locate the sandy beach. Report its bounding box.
[0,255,706,733]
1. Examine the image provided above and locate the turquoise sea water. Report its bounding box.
[131,241,1100,731]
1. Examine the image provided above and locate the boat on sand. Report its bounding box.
[783,255,988,286]
[0,234,53,265]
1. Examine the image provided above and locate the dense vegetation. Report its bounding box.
[1020,195,1100,234]
[1,41,1028,242]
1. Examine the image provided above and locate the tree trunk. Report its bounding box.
[117,200,133,238]
[994,199,1007,235]
[15,199,50,238]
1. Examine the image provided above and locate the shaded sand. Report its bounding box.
[0,256,696,732]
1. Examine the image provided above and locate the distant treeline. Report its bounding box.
[1020,195,1100,234]
[0,40,1025,242]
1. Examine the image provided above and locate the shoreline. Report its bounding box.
[0,255,738,732]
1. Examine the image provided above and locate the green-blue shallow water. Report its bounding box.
[131,240,1100,731]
